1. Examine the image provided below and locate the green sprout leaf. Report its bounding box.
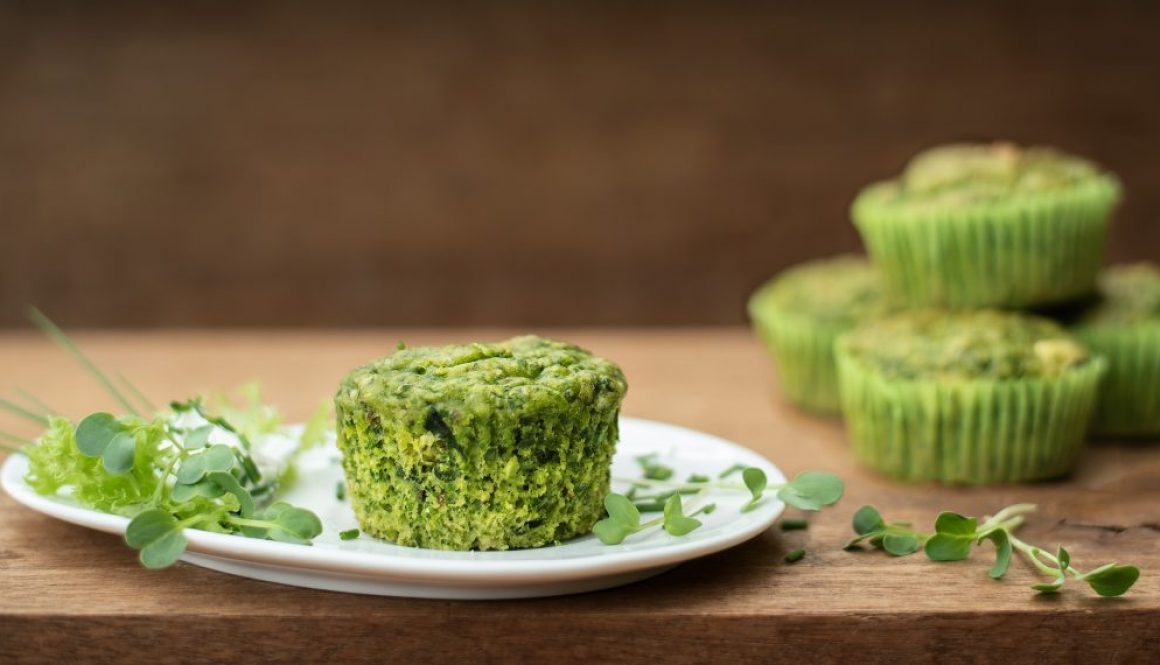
[101,432,137,474]
[176,444,235,484]
[138,530,188,569]
[183,425,213,449]
[852,505,885,536]
[339,528,360,541]
[981,529,1012,579]
[125,509,187,569]
[263,503,323,544]
[604,493,641,528]
[776,470,844,511]
[882,533,921,556]
[74,412,122,457]
[593,519,635,545]
[741,467,768,512]
[594,493,643,545]
[662,494,702,536]
[1057,546,1071,571]
[206,471,255,518]
[1082,564,1140,597]
[923,512,978,561]
[171,480,226,502]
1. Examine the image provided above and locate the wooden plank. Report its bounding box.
[0,330,1157,662]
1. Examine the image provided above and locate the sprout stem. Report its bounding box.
[0,397,48,425]
[28,308,141,417]
[1008,533,1084,578]
[13,388,56,417]
[612,476,748,492]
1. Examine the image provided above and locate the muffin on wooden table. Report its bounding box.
[836,310,1104,484]
[851,142,1121,308]
[1066,263,1160,437]
[748,255,893,415]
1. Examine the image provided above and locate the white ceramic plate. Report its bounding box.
[2,417,785,599]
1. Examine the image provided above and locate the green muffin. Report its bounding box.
[748,255,892,414]
[335,335,627,550]
[836,310,1104,484]
[1067,263,1160,437]
[852,143,1121,308]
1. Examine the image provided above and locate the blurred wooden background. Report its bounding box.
[1,1,1158,328]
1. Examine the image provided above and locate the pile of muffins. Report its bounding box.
[748,142,1159,485]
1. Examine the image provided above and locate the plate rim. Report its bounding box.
[1,416,786,584]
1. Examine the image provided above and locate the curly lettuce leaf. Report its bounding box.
[24,416,165,516]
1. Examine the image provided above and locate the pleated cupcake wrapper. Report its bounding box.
[1073,324,1160,437]
[751,309,845,415]
[852,177,1120,309]
[836,349,1105,484]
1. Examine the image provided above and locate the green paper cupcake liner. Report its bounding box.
[750,311,844,415]
[1072,324,1160,437]
[835,347,1105,484]
[852,177,1119,308]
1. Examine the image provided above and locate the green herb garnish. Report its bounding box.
[846,504,1140,597]
[784,548,806,563]
[17,311,327,569]
[339,528,360,541]
[594,460,843,545]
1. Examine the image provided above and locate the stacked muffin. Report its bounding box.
[749,142,1155,484]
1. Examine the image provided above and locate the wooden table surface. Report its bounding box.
[1,329,1158,663]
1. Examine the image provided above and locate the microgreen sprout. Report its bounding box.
[846,504,1140,597]
[595,460,843,545]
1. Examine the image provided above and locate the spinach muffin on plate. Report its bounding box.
[836,310,1104,484]
[748,255,893,415]
[335,336,627,550]
[851,142,1121,308]
[1066,263,1160,437]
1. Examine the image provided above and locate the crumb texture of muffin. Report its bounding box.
[1069,263,1160,436]
[747,255,891,414]
[335,335,627,550]
[852,142,1121,308]
[836,310,1104,484]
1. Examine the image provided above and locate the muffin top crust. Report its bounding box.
[839,310,1091,381]
[337,335,627,417]
[854,142,1120,213]
[749,255,891,328]
[1075,263,1160,326]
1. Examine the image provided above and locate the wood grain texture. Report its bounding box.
[1,329,1158,663]
[1,1,1159,327]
